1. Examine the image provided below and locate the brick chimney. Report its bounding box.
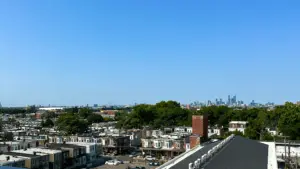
[192,115,208,139]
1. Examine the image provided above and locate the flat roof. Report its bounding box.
[0,154,28,164]
[169,141,219,169]
[229,121,248,124]
[3,152,39,158]
[13,148,61,154]
[48,143,85,149]
[66,142,97,146]
[204,136,268,169]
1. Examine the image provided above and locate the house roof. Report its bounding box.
[169,141,220,169]
[3,152,39,158]
[168,136,269,169]
[48,143,85,149]
[204,136,268,169]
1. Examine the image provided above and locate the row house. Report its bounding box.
[228,121,248,134]
[66,142,102,165]
[126,130,142,147]
[0,154,27,167]
[101,136,130,155]
[174,127,193,133]
[141,138,185,150]
[48,143,87,169]
[13,148,62,169]
[4,150,50,169]
[0,140,39,152]
[140,138,186,159]
[141,128,164,138]
[48,135,101,144]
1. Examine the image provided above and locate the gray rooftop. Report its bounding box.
[204,136,268,169]
[169,136,268,169]
[169,141,220,169]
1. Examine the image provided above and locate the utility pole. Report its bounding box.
[296,153,298,169]
[288,142,291,159]
[284,137,287,159]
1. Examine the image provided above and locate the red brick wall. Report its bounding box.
[35,113,42,119]
[192,115,208,138]
[190,135,200,149]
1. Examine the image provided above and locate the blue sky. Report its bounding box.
[0,0,300,106]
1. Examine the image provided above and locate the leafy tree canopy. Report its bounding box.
[42,118,54,128]
[87,114,104,124]
[116,101,300,140]
[56,113,88,135]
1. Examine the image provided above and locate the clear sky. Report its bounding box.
[1,0,300,107]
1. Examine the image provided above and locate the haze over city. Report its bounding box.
[1,0,300,106]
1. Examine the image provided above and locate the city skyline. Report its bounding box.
[1,1,300,106]
[0,94,279,107]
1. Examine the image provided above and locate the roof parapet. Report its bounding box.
[188,134,235,169]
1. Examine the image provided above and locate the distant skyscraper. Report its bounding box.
[233,95,237,104]
[228,95,231,105]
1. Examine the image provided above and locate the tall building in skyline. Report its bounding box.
[227,95,231,105]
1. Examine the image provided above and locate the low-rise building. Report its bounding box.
[4,151,50,169]
[0,140,39,152]
[66,142,101,164]
[101,136,130,155]
[228,121,248,134]
[13,148,63,169]
[0,154,27,167]
[174,127,193,133]
[126,130,142,147]
[48,143,86,169]
[141,138,186,158]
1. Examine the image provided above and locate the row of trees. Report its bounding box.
[55,107,105,134]
[116,101,300,140]
[116,101,192,129]
[0,105,37,114]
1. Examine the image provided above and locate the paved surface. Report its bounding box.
[204,136,268,169]
[169,141,220,169]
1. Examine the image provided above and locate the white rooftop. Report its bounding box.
[229,121,248,124]
[67,142,98,146]
[13,148,62,155]
[261,142,278,169]
[0,154,28,165]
